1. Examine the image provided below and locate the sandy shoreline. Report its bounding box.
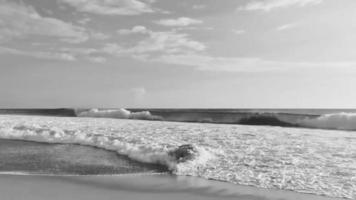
[0,174,342,200]
[0,117,354,199]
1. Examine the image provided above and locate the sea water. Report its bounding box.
[0,115,355,199]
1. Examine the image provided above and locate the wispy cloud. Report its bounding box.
[155,17,203,27]
[109,26,206,55]
[148,54,356,72]
[276,23,297,31]
[239,0,323,11]
[0,1,88,43]
[117,26,149,35]
[87,56,107,63]
[150,54,279,72]
[232,29,246,35]
[192,5,206,10]
[60,0,155,15]
[0,46,76,61]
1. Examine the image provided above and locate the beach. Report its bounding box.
[0,114,355,199]
[0,174,341,200]
[2,0,355,198]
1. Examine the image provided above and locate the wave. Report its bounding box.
[0,108,76,116]
[2,108,356,131]
[1,123,215,174]
[0,115,355,199]
[238,112,356,131]
[298,112,356,131]
[75,108,162,120]
[238,115,298,127]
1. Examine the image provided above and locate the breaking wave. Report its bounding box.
[0,115,355,199]
[75,109,356,131]
[238,115,298,127]
[0,122,215,175]
[75,108,162,120]
[298,112,356,131]
[2,108,356,131]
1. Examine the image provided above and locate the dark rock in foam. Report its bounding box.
[169,144,197,163]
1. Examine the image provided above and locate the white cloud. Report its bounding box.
[131,31,206,53]
[239,0,323,11]
[0,1,88,43]
[77,17,91,25]
[87,56,107,63]
[232,29,246,35]
[276,23,297,31]
[0,46,76,61]
[109,26,206,55]
[146,54,356,72]
[90,31,110,40]
[117,25,149,35]
[151,54,279,72]
[60,0,154,15]
[192,5,207,10]
[155,17,203,27]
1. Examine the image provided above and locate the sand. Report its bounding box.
[0,174,341,200]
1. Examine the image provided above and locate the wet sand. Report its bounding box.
[0,174,342,200]
[0,134,348,200]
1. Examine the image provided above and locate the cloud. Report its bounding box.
[87,56,107,63]
[155,17,203,27]
[232,29,246,35]
[145,54,356,72]
[108,26,206,55]
[150,54,280,72]
[239,0,323,11]
[192,5,207,10]
[117,25,149,35]
[0,46,76,61]
[131,31,206,53]
[0,1,88,43]
[77,17,91,25]
[276,23,297,31]
[90,31,110,40]
[60,0,154,15]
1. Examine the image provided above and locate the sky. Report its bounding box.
[1,0,356,108]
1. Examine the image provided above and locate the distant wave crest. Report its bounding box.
[298,112,356,131]
[75,109,356,131]
[76,108,162,120]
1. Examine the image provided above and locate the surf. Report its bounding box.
[0,114,355,199]
[76,108,356,131]
[0,117,215,176]
[3,108,356,131]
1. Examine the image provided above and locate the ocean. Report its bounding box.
[0,109,355,199]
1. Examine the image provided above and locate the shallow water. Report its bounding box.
[0,115,355,199]
[0,139,168,175]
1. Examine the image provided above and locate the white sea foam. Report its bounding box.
[0,115,355,199]
[298,112,356,130]
[76,108,162,120]
[0,116,212,173]
[75,109,356,131]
